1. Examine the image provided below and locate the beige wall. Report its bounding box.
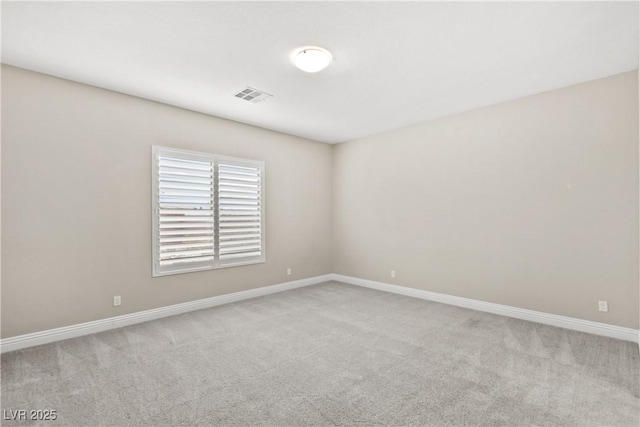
[1,65,333,338]
[333,71,639,329]
[2,66,638,338]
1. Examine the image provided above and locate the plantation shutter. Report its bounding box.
[153,147,215,275]
[218,161,264,266]
[152,146,264,277]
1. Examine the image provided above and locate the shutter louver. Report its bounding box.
[156,151,215,274]
[218,163,263,264]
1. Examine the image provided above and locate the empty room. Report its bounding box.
[1,1,639,426]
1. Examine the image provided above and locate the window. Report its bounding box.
[152,146,264,276]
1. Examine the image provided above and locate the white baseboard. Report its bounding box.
[0,274,333,354]
[3,273,637,353]
[330,274,640,344]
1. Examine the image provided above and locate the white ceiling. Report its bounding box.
[2,1,638,144]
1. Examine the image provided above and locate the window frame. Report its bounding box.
[152,145,265,277]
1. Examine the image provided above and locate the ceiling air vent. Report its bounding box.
[234,86,273,103]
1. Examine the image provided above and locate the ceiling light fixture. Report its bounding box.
[293,46,333,73]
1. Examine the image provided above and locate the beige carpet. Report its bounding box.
[2,281,638,426]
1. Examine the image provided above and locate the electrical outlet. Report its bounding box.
[598,301,608,312]
[287,268,292,276]
[391,270,396,278]
[113,296,122,307]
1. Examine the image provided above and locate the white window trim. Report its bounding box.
[152,146,265,277]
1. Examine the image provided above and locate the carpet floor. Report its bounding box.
[1,281,638,426]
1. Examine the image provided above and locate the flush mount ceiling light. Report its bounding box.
[293,46,333,73]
